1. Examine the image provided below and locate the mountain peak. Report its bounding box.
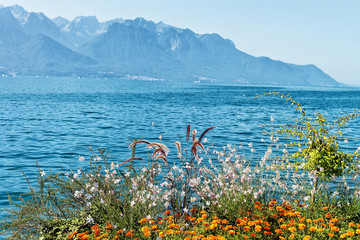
[53,16,70,28]
[7,4,29,24]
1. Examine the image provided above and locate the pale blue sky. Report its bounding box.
[2,0,360,85]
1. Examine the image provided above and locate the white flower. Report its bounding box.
[74,190,82,198]
[344,139,348,144]
[86,215,94,224]
[131,201,135,207]
[183,208,189,213]
[79,155,85,161]
[270,116,274,122]
[304,196,310,202]
[40,170,46,177]
[332,191,339,198]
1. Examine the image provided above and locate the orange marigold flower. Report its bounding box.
[78,234,90,240]
[325,213,331,218]
[106,223,112,229]
[275,229,283,235]
[264,231,273,235]
[67,232,77,239]
[125,230,134,237]
[243,226,250,232]
[280,224,287,229]
[298,224,306,230]
[228,230,235,235]
[243,235,249,239]
[309,226,316,232]
[255,225,262,232]
[139,218,147,224]
[347,231,355,237]
[250,233,257,237]
[328,232,334,237]
[303,235,311,240]
[222,220,229,224]
[331,226,339,232]
[330,218,338,223]
[322,207,328,210]
[340,233,347,238]
[290,233,295,239]
[349,222,355,227]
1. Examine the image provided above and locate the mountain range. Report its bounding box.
[0,5,341,86]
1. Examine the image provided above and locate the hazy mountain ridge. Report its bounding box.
[0,5,341,86]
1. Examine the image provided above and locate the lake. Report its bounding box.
[1,76,360,218]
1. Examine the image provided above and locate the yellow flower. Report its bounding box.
[255,225,262,232]
[298,224,306,230]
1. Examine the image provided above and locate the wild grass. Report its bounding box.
[1,92,360,240]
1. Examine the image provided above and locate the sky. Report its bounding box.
[2,0,360,85]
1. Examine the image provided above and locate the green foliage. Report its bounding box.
[0,147,162,239]
[256,92,360,180]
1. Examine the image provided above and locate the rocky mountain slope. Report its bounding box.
[0,5,340,86]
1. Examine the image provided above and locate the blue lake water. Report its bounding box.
[1,76,360,219]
